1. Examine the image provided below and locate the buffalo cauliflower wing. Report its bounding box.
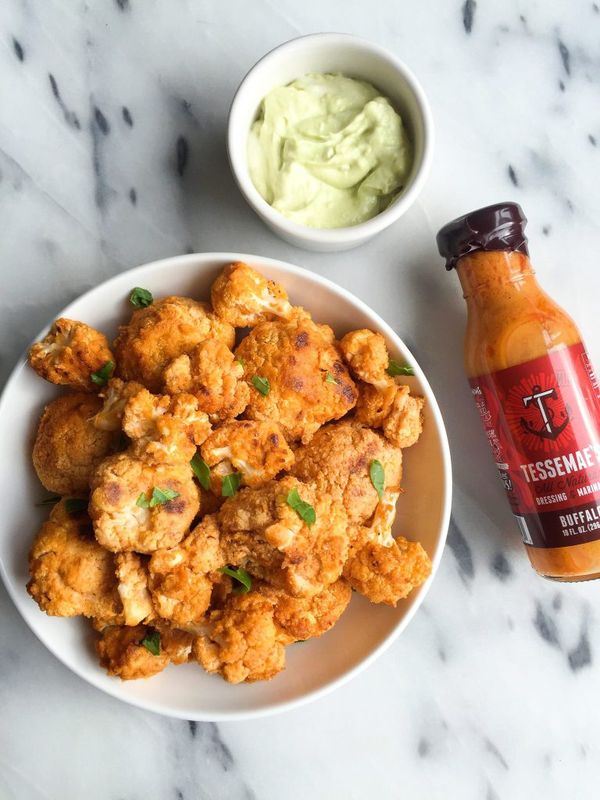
[114,552,154,626]
[162,338,249,422]
[89,453,200,553]
[33,393,117,496]
[122,388,211,464]
[28,318,114,392]
[96,622,193,680]
[259,579,352,643]
[114,296,234,392]
[148,514,225,627]
[218,477,349,597]
[27,500,122,621]
[355,382,425,448]
[210,261,293,327]
[193,591,286,683]
[201,420,294,492]
[92,378,144,432]
[339,329,392,391]
[343,491,431,606]
[291,421,402,525]
[235,315,357,443]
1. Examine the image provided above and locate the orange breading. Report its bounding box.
[89,453,200,553]
[114,296,234,392]
[162,338,249,423]
[92,378,145,432]
[201,420,294,492]
[235,314,357,443]
[218,477,350,597]
[210,261,293,327]
[28,318,114,392]
[355,382,425,448]
[291,420,402,525]
[33,393,116,496]
[193,591,286,683]
[96,622,193,680]
[27,500,122,621]
[339,329,392,390]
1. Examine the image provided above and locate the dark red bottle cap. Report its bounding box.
[436,202,529,270]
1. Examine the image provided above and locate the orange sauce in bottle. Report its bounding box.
[438,203,600,581]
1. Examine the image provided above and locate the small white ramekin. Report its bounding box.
[227,33,434,252]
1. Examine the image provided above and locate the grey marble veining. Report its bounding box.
[1,1,600,798]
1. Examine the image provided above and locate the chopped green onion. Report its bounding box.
[286,487,316,527]
[218,566,252,594]
[140,629,161,655]
[221,473,242,497]
[129,287,153,308]
[251,375,270,396]
[90,360,115,386]
[369,459,385,499]
[136,487,180,509]
[65,498,88,515]
[325,372,338,384]
[387,359,414,377]
[190,453,211,491]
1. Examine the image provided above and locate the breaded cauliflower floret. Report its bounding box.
[32,393,117,496]
[114,297,235,392]
[28,318,114,392]
[235,315,357,443]
[148,514,225,627]
[89,453,200,553]
[201,420,294,492]
[122,388,211,464]
[96,622,193,680]
[115,553,154,626]
[162,339,249,423]
[291,421,402,525]
[339,329,392,390]
[92,378,144,432]
[193,592,286,683]
[27,500,122,620]
[219,477,349,597]
[210,262,293,327]
[259,579,352,643]
[355,383,425,448]
[343,491,431,606]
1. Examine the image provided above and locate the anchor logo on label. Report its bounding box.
[520,384,569,440]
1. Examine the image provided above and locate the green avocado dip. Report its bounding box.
[247,73,411,229]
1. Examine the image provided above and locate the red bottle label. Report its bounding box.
[469,343,600,548]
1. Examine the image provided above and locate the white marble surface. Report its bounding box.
[1,1,600,798]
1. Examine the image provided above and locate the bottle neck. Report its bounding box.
[456,250,537,306]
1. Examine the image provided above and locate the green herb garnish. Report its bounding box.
[218,566,252,594]
[386,359,414,377]
[141,629,161,655]
[286,487,316,527]
[221,473,242,497]
[369,460,385,499]
[251,375,270,396]
[190,452,211,491]
[36,495,61,507]
[129,287,153,308]
[90,360,115,386]
[65,498,88,515]
[325,372,338,384]
[136,487,180,508]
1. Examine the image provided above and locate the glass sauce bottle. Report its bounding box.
[437,202,600,581]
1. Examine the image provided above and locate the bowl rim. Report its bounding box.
[227,32,435,245]
[0,251,452,721]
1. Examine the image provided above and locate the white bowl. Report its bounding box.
[228,33,434,251]
[0,253,451,720]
